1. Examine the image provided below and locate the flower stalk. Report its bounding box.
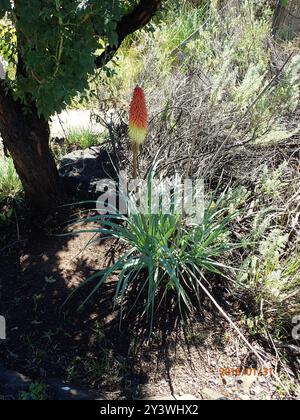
[128,85,148,178]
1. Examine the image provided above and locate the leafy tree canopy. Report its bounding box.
[0,0,141,117]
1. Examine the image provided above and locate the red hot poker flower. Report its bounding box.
[128,86,148,146]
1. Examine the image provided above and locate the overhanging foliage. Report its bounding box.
[0,0,161,117]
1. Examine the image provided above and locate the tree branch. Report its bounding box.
[95,0,162,69]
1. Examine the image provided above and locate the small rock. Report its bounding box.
[0,365,103,400]
[59,146,117,199]
[0,365,31,395]
[201,388,228,400]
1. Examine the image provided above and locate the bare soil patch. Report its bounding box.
[0,216,297,400]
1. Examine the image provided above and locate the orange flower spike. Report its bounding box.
[128,85,148,146]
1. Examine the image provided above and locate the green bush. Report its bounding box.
[0,156,23,219]
[19,383,49,401]
[237,162,300,339]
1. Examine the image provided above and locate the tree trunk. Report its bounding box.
[272,0,300,39]
[0,86,62,214]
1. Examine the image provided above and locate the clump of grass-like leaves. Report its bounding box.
[0,156,22,203]
[65,128,100,149]
[66,169,241,331]
[0,156,23,221]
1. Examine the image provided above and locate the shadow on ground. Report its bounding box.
[0,214,230,400]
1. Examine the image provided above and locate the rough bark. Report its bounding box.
[0,84,62,213]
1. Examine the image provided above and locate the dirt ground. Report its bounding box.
[0,217,299,400]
